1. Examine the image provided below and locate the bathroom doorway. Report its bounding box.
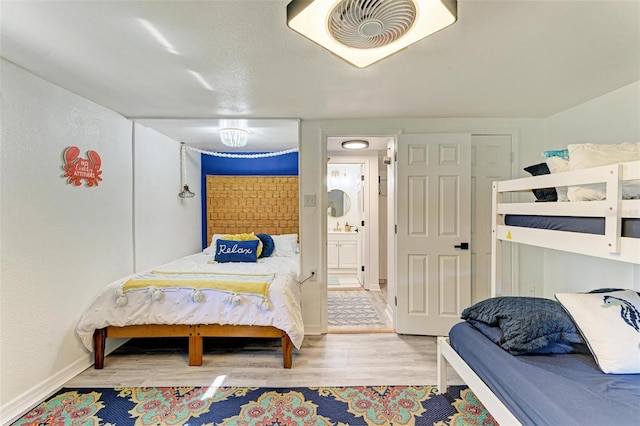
[326,136,392,332]
[327,162,364,288]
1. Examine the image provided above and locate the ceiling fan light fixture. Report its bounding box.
[286,0,457,68]
[342,140,369,150]
[220,128,249,148]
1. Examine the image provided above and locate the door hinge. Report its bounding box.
[395,224,397,234]
[394,151,398,162]
[361,175,365,181]
[361,220,365,227]
[361,265,365,272]
[510,152,514,163]
[395,296,397,306]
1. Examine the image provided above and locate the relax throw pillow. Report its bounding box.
[214,239,260,263]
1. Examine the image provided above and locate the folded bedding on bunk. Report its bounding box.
[449,321,640,426]
[504,215,640,238]
[461,297,583,354]
[76,252,304,351]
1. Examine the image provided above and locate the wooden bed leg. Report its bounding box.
[189,331,203,366]
[281,334,293,368]
[437,336,448,394]
[93,328,106,369]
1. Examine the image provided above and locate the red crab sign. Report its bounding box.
[62,146,102,187]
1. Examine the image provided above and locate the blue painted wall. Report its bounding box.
[200,152,298,248]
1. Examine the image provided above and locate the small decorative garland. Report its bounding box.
[184,144,298,159]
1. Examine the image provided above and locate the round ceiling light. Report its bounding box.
[342,140,369,150]
[220,128,249,148]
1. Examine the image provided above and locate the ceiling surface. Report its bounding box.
[2,0,639,151]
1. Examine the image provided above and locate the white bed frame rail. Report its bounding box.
[437,336,522,426]
[438,160,639,425]
[492,160,640,296]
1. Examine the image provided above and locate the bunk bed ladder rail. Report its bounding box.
[603,162,623,254]
[490,181,506,297]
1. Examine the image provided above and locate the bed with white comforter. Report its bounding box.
[76,251,303,367]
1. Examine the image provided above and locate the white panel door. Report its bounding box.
[356,163,365,284]
[471,135,513,303]
[386,139,397,320]
[395,133,471,336]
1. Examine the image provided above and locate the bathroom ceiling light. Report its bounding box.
[342,140,369,150]
[286,0,458,68]
[220,128,249,148]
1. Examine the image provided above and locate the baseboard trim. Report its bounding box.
[0,339,126,425]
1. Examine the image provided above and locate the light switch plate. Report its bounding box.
[303,194,316,207]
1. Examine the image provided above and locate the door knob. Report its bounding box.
[454,242,469,250]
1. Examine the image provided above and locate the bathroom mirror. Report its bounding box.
[327,189,351,217]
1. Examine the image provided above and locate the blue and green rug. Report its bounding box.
[12,385,495,425]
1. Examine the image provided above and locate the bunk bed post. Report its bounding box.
[604,163,623,254]
[491,181,503,296]
[436,336,448,393]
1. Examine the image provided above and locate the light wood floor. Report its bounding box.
[67,278,463,389]
[66,334,463,388]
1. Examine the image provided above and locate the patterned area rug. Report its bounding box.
[12,385,496,425]
[328,291,385,326]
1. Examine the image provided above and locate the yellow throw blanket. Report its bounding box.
[123,271,275,298]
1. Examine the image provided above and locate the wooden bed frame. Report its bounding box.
[438,159,640,424]
[93,324,293,369]
[92,175,300,369]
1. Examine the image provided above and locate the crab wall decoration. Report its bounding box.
[62,146,102,187]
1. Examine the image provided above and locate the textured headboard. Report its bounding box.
[206,175,299,244]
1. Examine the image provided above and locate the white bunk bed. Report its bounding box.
[437,158,640,426]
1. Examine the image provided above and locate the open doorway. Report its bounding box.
[323,132,516,334]
[326,136,394,333]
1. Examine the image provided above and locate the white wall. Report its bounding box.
[0,62,203,420]
[299,118,546,334]
[133,123,201,271]
[1,60,133,410]
[543,81,640,295]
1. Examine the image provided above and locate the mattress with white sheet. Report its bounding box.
[76,252,303,350]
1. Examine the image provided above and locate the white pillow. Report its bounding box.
[555,290,640,374]
[567,142,640,201]
[545,156,570,202]
[272,234,298,257]
[203,234,225,254]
